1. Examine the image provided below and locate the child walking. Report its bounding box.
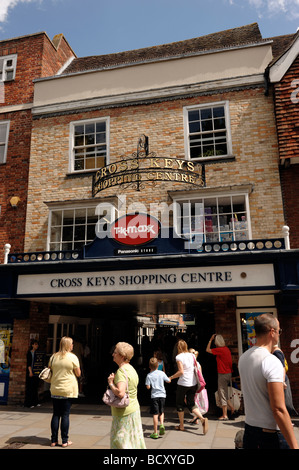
[145,357,171,439]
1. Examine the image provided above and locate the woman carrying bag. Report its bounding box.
[107,342,146,449]
[49,336,81,447]
[170,339,208,434]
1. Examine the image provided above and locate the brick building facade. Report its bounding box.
[1,24,299,412]
[0,32,75,261]
[0,32,75,403]
[269,33,299,248]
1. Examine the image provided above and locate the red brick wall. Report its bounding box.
[8,317,30,403]
[0,110,32,255]
[0,33,75,262]
[280,165,299,248]
[0,33,74,105]
[273,55,299,163]
[273,55,299,248]
[8,302,50,404]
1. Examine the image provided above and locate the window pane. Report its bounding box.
[62,225,73,241]
[0,124,7,142]
[74,159,84,171]
[0,145,5,163]
[85,134,95,145]
[213,107,225,118]
[201,120,213,132]
[50,226,61,243]
[74,225,85,241]
[74,125,84,135]
[51,211,62,226]
[200,108,212,120]
[63,210,74,224]
[74,135,84,147]
[5,70,14,80]
[74,208,86,225]
[96,133,106,144]
[188,110,199,122]
[87,224,96,240]
[96,122,106,132]
[85,123,95,134]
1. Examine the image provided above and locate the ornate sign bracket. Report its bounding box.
[92,136,206,196]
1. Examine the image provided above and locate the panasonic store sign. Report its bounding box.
[17,264,275,296]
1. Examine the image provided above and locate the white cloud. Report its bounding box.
[248,0,299,18]
[0,0,40,23]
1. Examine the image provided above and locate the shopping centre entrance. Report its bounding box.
[42,297,218,406]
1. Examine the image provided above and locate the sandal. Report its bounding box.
[50,442,58,447]
[175,425,185,431]
[202,417,209,435]
[189,417,199,425]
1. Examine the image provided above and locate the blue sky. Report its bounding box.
[0,0,298,57]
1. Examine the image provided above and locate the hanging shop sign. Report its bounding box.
[92,155,205,195]
[110,213,160,246]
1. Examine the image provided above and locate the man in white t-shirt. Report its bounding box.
[239,313,298,449]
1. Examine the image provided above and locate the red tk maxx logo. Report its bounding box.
[111,213,160,246]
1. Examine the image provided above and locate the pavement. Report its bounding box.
[0,401,298,453]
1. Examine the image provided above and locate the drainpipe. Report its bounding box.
[282,226,290,250]
[3,243,11,264]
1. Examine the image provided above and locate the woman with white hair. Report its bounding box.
[108,342,146,449]
[206,333,234,420]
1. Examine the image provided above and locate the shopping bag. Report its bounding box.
[228,386,241,411]
[195,388,209,415]
[193,356,206,393]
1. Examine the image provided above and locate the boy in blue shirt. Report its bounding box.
[145,357,171,439]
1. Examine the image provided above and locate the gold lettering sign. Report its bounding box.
[92,155,204,195]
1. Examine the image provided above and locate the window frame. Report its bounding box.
[47,201,117,251]
[172,190,252,245]
[0,54,17,82]
[183,100,232,162]
[0,121,10,164]
[69,116,110,174]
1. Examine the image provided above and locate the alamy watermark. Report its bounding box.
[94,195,204,248]
[0,82,4,104]
[290,79,299,104]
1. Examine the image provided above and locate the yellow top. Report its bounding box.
[111,364,140,417]
[49,352,79,398]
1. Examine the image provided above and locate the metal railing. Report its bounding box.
[5,237,286,263]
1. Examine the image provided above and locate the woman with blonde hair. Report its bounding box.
[49,336,81,447]
[169,339,208,434]
[108,342,146,449]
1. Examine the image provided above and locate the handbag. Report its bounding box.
[195,388,209,414]
[193,355,206,393]
[228,385,241,411]
[102,367,130,408]
[215,385,242,410]
[39,356,53,383]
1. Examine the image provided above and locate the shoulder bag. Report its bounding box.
[193,355,206,393]
[102,367,130,408]
[39,356,53,383]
